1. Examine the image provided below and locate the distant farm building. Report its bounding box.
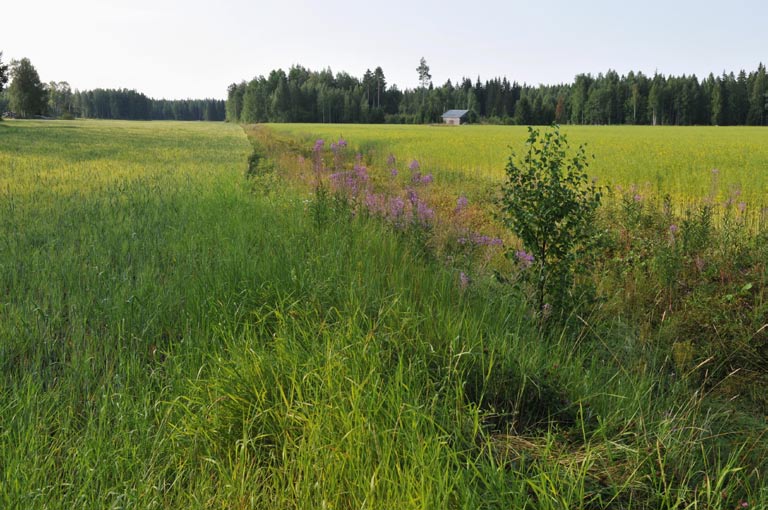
[441,109,469,125]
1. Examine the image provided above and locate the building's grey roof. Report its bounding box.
[441,109,469,118]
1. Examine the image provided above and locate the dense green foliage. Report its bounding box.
[8,57,47,118]
[500,126,602,314]
[0,52,8,94]
[2,120,767,508]
[38,87,226,121]
[227,63,768,125]
[0,52,8,116]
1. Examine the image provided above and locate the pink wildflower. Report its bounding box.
[515,250,534,267]
[459,272,470,291]
[455,195,468,213]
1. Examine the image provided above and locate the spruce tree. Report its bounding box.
[747,63,767,125]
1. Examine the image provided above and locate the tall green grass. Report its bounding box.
[1,120,765,508]
[262,122,768,412]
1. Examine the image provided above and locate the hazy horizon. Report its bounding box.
[3,0,766,100]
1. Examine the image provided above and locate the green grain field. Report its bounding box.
[2,119,767,508]
[270,123,768,209]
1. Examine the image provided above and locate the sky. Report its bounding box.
[2,0,766,100]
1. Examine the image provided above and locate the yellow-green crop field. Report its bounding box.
[0,119,247,196]
[270,123,768,209]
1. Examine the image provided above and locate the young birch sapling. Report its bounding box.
[499,125,602,317]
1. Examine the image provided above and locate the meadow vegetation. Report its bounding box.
[269,123,768,217]
[1,119,767,508]
[266,124,768,407]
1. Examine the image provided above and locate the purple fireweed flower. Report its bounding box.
[389,196,405,218]
[409,159,420,171]
[411,172,422,183]
[633,194,642,202]
[390,168,398,177]
[420,173,433,184]
[416,200,434,225]
[456,195,468,213]
[515,250,535,267]
[386,153,396,167]
[331,139,346,170]
[459,272,470,291]
[470,234,503,246]
[312,140,325,175]
[329,168,368,197]
[354,164,369,181]
[407,189,418,205]
[365,191,375,207]
[669,224,678,234]
[329,173,344,192]
[365,192,386,215]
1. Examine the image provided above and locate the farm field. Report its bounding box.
[270,123,768,214]
[2,119,767,508]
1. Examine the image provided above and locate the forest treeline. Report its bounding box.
[53,85,226,121]
[226,63,768,126]
[0,55,225,121]
[2,81,225,121]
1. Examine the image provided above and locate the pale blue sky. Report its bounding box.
[3,0,766,99]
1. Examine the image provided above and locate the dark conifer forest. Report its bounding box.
[70,89,225,121]
[226,63,768,125]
